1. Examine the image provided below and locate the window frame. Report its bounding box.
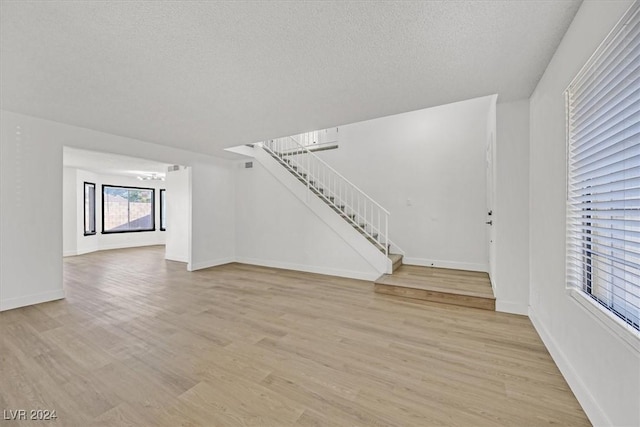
[83,181,96,236]
[101,184,156,234]
[159,188,166,231]
[565,1,640,336]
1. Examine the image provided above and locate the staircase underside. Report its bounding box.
[266,148,396,262]
[374,265,495,310]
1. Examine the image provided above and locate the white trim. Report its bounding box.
[0,289,66,312]
[489,275,497,296]
[564,0,640,92]
[63,250,78,257]
[188,257,235,272]
[235,257,380,281]
[98,241,165,251]
[529,307,613,426]
[495,300,528,316]
[529,308,611,427]
[403,257,489,273]
[76,247,97,256]
[75,242,164,256]
[165,253,189,263]
[568,288,640,353]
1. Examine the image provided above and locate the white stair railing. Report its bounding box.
[260,133,390,255]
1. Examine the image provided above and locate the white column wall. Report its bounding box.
[494,99,530,315]
[165,166,191,263]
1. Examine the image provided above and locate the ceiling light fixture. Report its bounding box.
[137,173,165,181]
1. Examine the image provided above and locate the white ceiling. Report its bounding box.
[1,1,581,156]
[63,147,171,179]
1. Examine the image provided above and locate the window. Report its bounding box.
[566,2,640,332]
[160,189,166,231]
[102,185,155,233]
[84,182,96,235]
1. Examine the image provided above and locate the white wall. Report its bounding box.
[1,116,65,310]
[165,166,191,263]
[528,1,639,426]
[62,167,78,256]
[235,160,383,280]
[494,100,530,315]
[317,95,493,272]
[63,168,167,256]
[189,161,236,271]
[0,109,235,311]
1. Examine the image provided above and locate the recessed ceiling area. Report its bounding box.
[63,147,172,180]
[1,1,582,156]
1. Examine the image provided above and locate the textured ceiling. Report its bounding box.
[1,1,581,156]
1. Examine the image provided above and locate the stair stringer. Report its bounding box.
[250,146,392,276]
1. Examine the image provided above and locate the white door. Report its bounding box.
[486,130,497,287]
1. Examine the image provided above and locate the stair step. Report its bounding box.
[389,253,403,273]
[374,266,495,311]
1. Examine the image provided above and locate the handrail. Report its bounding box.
[261,132,393,256]
[387,239,405,256]
[285,136,390,215]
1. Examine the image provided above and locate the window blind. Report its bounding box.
[566,1,640,331]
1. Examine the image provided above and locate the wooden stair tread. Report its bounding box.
[388,253,402,264]
[375,277,495,299]
[374,265,495,311]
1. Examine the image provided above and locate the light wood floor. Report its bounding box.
[0,246,590,426]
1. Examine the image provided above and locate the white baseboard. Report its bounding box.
[165,253,189,263]
[188,257,235,272]
[0,289,66,312]
[98,242,165,251]
[235,257,380,281]
[403,257,489,273]
[63,250,77,257]
[489,275,497,295]
[76,247,98,256]
[529,308,610,427]
[74,242,164,256]
[495,300,528,316]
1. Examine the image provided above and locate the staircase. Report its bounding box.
[258,134,404,273]
[246,132,494,311]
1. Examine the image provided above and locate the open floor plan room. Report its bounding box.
[2,1,639,425]
[1,247,588,426]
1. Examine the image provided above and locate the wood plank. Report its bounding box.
[374,264,496,310]
[374,282,496,310]
[0,246,589,426]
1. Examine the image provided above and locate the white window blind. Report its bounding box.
[566,1,640,332]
